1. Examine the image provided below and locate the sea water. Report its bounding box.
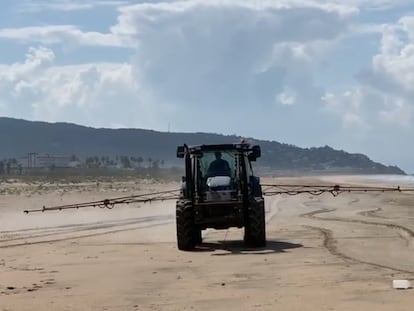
[363,174,414,185]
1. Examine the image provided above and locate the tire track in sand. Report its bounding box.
[0,215,172,243]
[0,215,173,249]
[358,207,386,219]
[301,208,414,274]
[301,208,414,244]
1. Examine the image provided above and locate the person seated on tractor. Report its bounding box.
[207,151,231,177]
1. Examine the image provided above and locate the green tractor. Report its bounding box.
[176,143,265,250]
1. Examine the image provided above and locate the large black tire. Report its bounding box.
[194,227,202,244]
[244,198,266,247]
[176,200,197,250]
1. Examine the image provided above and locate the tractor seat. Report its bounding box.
[206,176,231,191]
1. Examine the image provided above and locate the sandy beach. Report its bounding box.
[1,176,414,310]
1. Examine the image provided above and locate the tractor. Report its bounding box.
[175,143,265,250]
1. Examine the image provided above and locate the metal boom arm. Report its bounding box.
[262,184,414,197]
[23,184,414,214]
[23,189,180,214]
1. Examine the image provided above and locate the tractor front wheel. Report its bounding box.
[176,200,198,250]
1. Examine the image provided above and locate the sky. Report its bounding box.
[0,0,414,172]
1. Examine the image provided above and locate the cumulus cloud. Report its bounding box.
[0,47,55,82]
[0,46,163,129]
[325,15,414,129]
[0,0,358,139]
[368,18,414,95]
[107,0,357,137]
[321,14,414,170]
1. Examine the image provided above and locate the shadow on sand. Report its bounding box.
[193,240,303,256]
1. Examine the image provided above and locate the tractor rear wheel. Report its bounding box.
[194,227,202,244]
[244,198,266,247]
[176,200,197,250]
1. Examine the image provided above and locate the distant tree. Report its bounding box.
[120,156,131,168]
[152,160,160,170]
[70,154,78,162]
[0,161,4,175]
[85,157,97,168]
[137,156,143,168]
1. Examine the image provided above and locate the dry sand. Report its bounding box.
[1,176,414,310]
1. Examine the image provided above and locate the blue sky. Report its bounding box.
[0,0,414,172]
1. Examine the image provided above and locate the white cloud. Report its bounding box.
[276,88,297,106]
[324,14,414,127]
[320,14,414,170]
[276,93,296,106]
[319,0,413,10]
[18,0,130,12]
[0,25,128,48]
[355,16,414,125]
[0,1,358,141]
[321,89,369,129]
[0,46,162,129]
[0,1,359,51]
[109,0,357,135]
[367,18,414,94]
[0,47,55,83]
[112,1,357,39]
[378,98,413,128]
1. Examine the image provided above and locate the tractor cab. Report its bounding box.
[177,144,261,202]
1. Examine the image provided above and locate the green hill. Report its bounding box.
[0,117,404,175]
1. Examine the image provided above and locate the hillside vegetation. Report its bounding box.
[0,117,404,175]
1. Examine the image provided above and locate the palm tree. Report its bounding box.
[137,156,144,168]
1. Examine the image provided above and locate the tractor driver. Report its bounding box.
[206,151,231,177]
